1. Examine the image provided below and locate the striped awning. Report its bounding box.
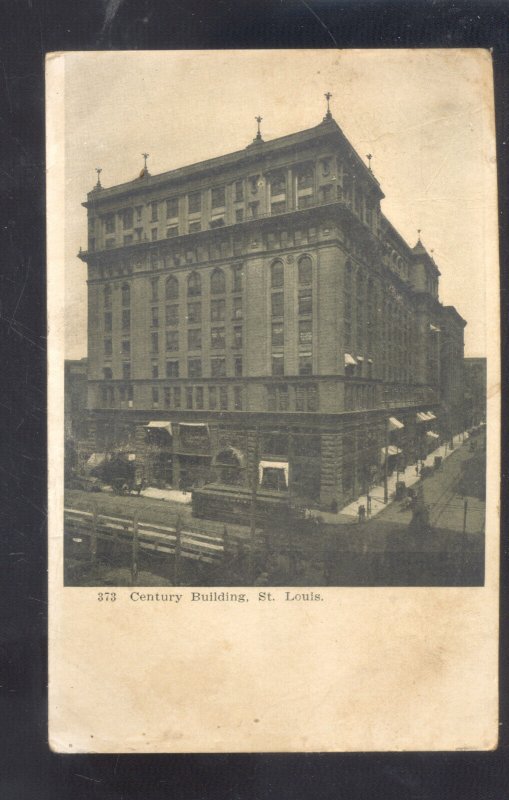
[345,353,357,366]
[389,416,404,431]
[426,431,440,439]
[425,410,437,420]
[416,412,428,423]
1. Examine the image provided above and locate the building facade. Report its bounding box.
[78,105,466,509]
[464,357,487,428]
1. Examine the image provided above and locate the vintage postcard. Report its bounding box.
[48,49,499,751]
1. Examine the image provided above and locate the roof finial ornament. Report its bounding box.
[95,167,102,188]
[255,116,263,141]
[366,153,372,171]
[324,91,332,121]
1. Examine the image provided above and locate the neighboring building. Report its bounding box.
[64,358,88,442]
[464,357,487,428]
[77,100,466,509]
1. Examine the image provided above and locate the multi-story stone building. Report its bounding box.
[464,357,487,428]
[78,100,466,510]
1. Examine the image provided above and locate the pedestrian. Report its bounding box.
[366,495,372,518]
[415,463,419,476]
[358,504,366,523]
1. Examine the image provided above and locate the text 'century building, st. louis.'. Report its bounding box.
[77,97,466,513]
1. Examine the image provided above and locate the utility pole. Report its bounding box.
[383,416,389,504]
[174,514,182,585]
[131,510,139,585]
[287,431,296,579]
[248,425,260,582]
[91,501,98,566]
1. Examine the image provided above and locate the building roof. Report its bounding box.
[84,116,384,207]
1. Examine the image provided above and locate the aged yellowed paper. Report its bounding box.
[48,50,499,752]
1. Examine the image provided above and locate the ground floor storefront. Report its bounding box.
[82,406,447,511]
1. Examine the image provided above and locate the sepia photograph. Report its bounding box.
[60,50,490,589]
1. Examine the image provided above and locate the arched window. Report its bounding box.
[298,255,313,285]
[210,267,226,295]
[187,271,201,297]
[271,260,284,289]
[121,283,130,307]
[103,284,112,309]
[165,275,178,300]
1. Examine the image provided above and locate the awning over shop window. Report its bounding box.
[345,353,357,367]
[86,453,108,470]
[380,446,402,463]
[425,411,437,420]
[356,355,364,362]
[144,421,173,436]
[179,422,209,433]
[389,416,404,431]
[416,412,428,423]
[426,431,440,439]
[258,460,289,486]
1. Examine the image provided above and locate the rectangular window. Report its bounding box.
[122,309,130,330]
[166,197,178,218]
[298,289,312,316]
[209,217,225,229]
[150,333,158,354]
[151,228,158,241]
[211,327,225,349]
[103,367,112,380]
[186,387,193,410]
[188,328,202,350]
[234,356,243,377]
[271,292,284,317]
[295,386,305,412]
[267,386,276,411]
[211,298,225,322]
[232,265,243,293]
[123,234,133,246]
[248,201,259,218]
[187,301,201,324]
[150,252,159,270]
[235,209,244,223]
[188,220,201,233]
[233,326,242,348]
[166,330,179,351]
[104,311,112,332]
[164,387,171,408]
[122,362,131,380]
[166,360,179,378]
[272,322,284,347]
[211,185,225,208]
[188,358,202,378]
[152,386,159,407]
[208,386,217,409]
[166,304,178,326]
[211,357,226,378]
[234,386,242,411]
[307,385,319,412]
[135,206,142,222]
[122,208,133,229]
[151,361,159,379]
[219,386,228,410]
[271,201,286,215]
[167,225,179,238]
[235,180,244,201]
[188,192,201,214]
[232,295,243,319]
[105,238,115,249]
[195,386,204,410]
[298,319,312,346]
[150,201,158,222]
[278,385,289,411]
[101,386,108,406]
[151,306,159,327]
[105,214,115,234]
[272,354,284,376]
[299,353,313,375]
[151,278,159,302]
[173,386,181,408]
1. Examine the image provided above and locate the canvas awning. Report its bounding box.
[389,416,404,431]
[426,431,440,439]
[425,411,437,420]
[356,355,364,362]
[144,421,173,436]
[416,412,428,423]
[259,460,289,486]
[380,446,402,463]
[344,353,357,366]
[86,452,107,470]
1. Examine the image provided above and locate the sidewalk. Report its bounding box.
[319,431,470,525]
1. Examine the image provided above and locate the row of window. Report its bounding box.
[148,327,243,354]
[153,384,243,412]
[150,298,243,327]
[266,384,319,412]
